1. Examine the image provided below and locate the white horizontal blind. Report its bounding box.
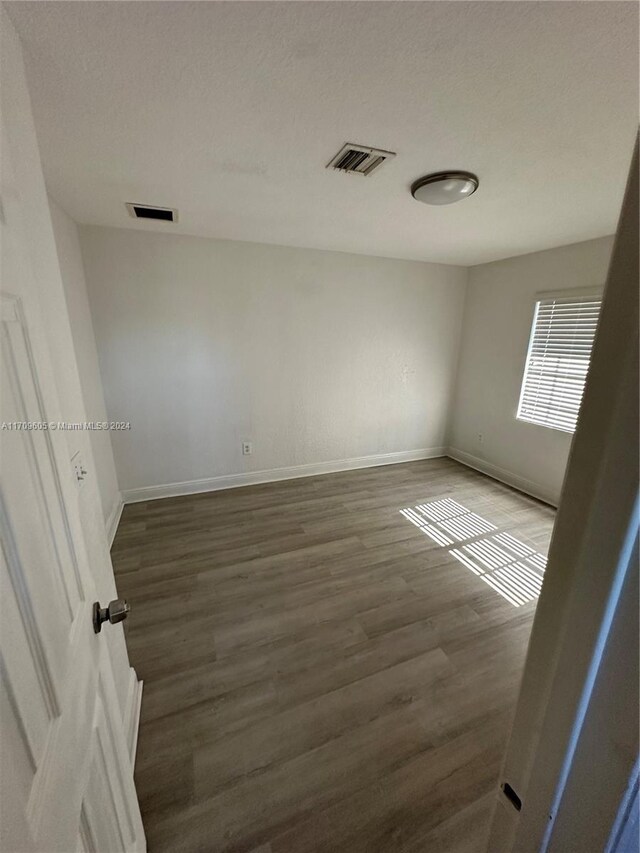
[517,294,602,433]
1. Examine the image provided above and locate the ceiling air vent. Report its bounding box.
[126,203,178,222]
[327,143,396,176]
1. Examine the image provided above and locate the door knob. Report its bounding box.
[93,598,130,633]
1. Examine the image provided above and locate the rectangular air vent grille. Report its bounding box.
[327,143,395,176]
[126,203,178,222]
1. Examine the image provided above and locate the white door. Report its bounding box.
[0,89,145,853]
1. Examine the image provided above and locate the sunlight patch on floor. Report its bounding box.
[400,498,547,607]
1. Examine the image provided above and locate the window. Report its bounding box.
[517,292,602,433]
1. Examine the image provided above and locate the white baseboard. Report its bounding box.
[121,447,447,504]
[123,667,143,766]
[106,493,124,546]
[447,447,558,507]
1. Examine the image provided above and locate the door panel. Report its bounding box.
[1,292,144,851]
[82,664,143,853]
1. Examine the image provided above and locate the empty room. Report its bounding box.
[1,2,638,852]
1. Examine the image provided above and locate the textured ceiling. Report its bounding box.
[8,1,639,265]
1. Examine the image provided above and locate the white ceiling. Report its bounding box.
[8,1,639,265]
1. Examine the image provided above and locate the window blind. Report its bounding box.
[517,294,602,433]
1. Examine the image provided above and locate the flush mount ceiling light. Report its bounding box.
[411,171,479,206]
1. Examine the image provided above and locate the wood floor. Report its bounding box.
[111,458,555,853]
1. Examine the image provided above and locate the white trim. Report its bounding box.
[535,284,604,301]
[516,298,541,426]
[446,447,558,507]
[106,493,124,546]
[121,447,447,504]
[123,668,143,767]
[607,759,639,853]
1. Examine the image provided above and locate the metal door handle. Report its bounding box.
[93,598,130,633]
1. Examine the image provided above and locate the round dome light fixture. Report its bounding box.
[411,171,479,206]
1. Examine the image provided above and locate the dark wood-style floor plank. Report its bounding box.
[112,458,554,852]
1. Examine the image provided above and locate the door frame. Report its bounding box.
[487,137,639,850]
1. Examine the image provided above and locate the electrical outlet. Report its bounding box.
[242,441,253,456]
[477,433,484,445]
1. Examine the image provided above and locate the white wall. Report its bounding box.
[448,236,614,506]
[79,226,468,498]
[49,197,122,534]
